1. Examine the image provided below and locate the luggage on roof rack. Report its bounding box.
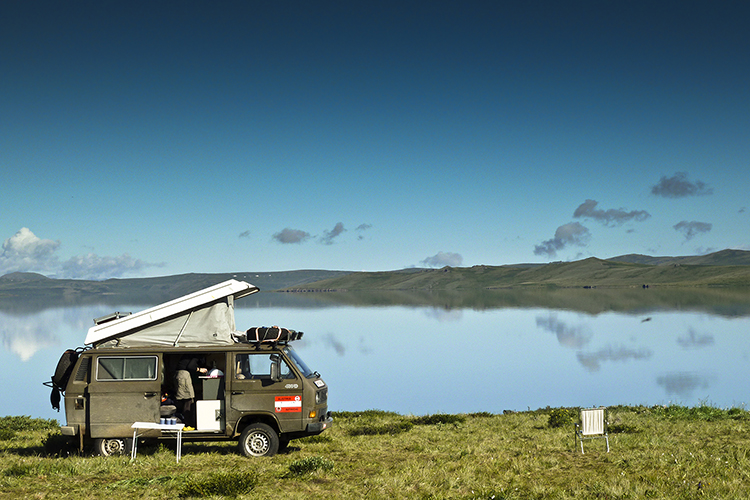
[243,326,303,343]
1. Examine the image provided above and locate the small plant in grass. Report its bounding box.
[0,429,15,441]
[180,471,258,498]
[3,463,36,477]
[547,408,573,428]
[651,403,748,421]
[728,407,748,419]
[288,456,334,476]
[332,410,400,419]
[347,419,413,436]
[412,413,466,426]
[468,411,494,418]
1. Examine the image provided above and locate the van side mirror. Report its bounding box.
[270,356,281,382]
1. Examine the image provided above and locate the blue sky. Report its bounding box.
[2,1,749,279]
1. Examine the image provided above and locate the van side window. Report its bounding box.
[96,356,158,381]
[235,353,294,379]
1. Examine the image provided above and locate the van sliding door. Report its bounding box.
[88,354,161,438]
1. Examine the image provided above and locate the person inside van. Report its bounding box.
[175,355,207,428]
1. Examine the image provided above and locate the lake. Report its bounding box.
[2,288,749,420]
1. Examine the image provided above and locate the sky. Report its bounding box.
[1,1,749,280]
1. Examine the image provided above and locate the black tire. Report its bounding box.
[278,437,290,452]
[95,437,131,457]
[238,423,279,457]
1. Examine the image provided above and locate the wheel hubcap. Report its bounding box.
[247,432,269,455]
[104,439,125,455]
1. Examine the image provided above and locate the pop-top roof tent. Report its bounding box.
[84,279,259,348]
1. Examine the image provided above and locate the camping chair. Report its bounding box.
[574,407,609,453]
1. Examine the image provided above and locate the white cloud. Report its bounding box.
[0,227,60,275]
[421,251,463,268]
[61,253,162,280]
[1,228,163,280]
[673,221,712,241]
[651,172,712,198]
[355,223,372,241]
[272,228,311,244]
[320,222,346,245]
[573,199,650,226]
[533,222,591,258]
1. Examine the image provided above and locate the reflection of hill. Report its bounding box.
[277,288,750,317]
[0,271,350,313]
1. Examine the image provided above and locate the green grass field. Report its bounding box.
[2,406,749,499]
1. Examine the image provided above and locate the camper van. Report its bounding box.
[47,280,332,458]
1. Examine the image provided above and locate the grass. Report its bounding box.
[1,405,750,499]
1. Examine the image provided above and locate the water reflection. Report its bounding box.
[277,287,750,317]
[657,373,712,399]
[4,289,750,420]
[677,328,715,349]
[576,345,653,372]
[536,313,592,348]
[535,312,654,372]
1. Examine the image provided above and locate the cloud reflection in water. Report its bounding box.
[536,313,592,349]
[657,372,712,399]
[577,345,653,372]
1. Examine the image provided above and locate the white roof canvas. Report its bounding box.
[84,279,259,347]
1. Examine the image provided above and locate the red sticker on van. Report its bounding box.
[275,395,302,413]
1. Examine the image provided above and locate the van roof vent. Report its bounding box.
[93,312,132,325]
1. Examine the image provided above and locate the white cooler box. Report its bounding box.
[196,400,223,431]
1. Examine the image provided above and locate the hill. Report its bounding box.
[286,249,750,291]
[608,248,750,266]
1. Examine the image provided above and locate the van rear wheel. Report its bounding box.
[95,437,130,457]
[238,423,279,457]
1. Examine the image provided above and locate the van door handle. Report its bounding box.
[232,391,244,395]
[144,392,157,397]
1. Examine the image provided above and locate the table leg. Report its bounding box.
[131,429,138,461]
[176,429,182,463]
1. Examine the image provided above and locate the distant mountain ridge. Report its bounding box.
[607,249,750,266]
[286,249,750,291]
[1,250,749,306]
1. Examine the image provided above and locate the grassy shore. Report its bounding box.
[2,405,749,499]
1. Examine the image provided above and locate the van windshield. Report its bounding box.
[284,347,315,378]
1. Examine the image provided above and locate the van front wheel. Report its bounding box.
[238,423,279,457]
[95,437,130,457]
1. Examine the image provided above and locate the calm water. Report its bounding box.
[3,289,749,420]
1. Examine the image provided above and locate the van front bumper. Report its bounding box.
[306,413,333,433]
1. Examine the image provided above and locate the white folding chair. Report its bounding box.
[575,407,609,453]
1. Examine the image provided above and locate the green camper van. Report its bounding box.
[47,280,332,457]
